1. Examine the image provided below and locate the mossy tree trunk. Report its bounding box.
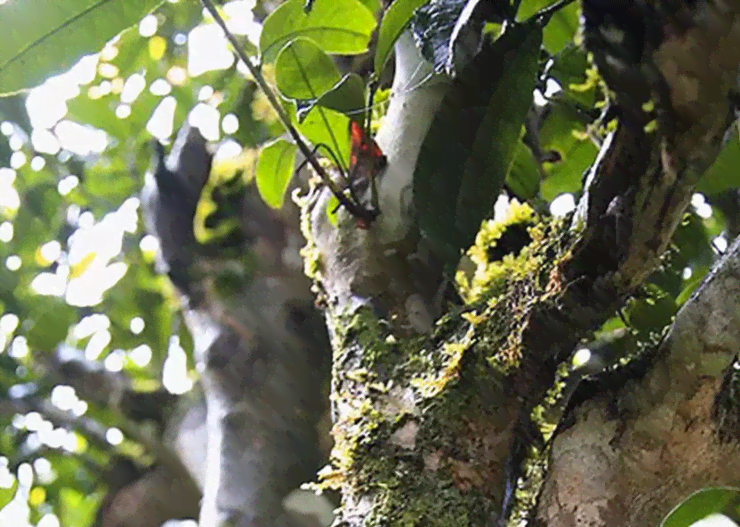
[300,5,740,526]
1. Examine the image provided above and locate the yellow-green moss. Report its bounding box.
[457,200,542,304]
[301,181,585,525]
[293,185,323,281]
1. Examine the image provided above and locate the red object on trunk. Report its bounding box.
[348,121,386,229]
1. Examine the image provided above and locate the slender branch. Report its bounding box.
[199,0,377,223]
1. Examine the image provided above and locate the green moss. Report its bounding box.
[293,185,324,281]
[367,482,480,527]
[303,179,587,525]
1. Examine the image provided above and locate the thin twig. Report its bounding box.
[535,0,577,24]
[200,0,377,223]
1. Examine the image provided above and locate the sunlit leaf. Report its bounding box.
[326,194,340,227]
[675,265,710,307]
[58,481,103,527]
[661,487,740,527]
[0,0,165,95]
[297,107,351,169]
[275,38,341,100]
[0,478,18,510]
[546,46,597,107]
[260,0,377,62]
[256,138,298,209]
[538,100,598,201]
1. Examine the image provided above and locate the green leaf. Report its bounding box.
[275,38,342,100]
[25,297,76,352]
[374,0,433,74]
[662,487,740,527]
[296,73,367,124]
[315,73,367,120]
[297,107,351,168]
[358,0,382,12]
[546,46,597,107]
[58,487,102,527]
[256,139,298,209]
[414,20,542,271]
[625,284,676,334]
[0,94,33,132]
[506,140,542,201]
[327,194,340,227]
[0,478,17,510]
[260,0,377,63]
[0,0,164,96]
[538,101,598,201]
[675,265,710,307]
[698,132,740,195]
[517,0,579,54]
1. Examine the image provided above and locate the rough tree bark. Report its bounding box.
[295,2,740,526]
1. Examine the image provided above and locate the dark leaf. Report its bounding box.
[414,19,542,270]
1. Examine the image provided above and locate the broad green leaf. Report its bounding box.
[675,264,710,306]
[414,20,542,271]
[275,38,341,100]
[256,139,298,209]
[260,0,377,63]
[698,132,740,195]
[374,0,433,74]
[649,212,712,298]
[297,107,351,169]
[662,488,740,527]
[358,0,382,11]
[0,0,164,95]
[517,0,579,54]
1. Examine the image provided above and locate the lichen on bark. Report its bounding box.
[299,191,582,525]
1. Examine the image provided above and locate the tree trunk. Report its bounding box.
[298,5,740,526]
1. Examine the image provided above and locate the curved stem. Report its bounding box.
[199,0,377,223]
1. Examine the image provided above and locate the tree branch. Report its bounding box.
[539,231,740,526]
[301,5,740,526]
